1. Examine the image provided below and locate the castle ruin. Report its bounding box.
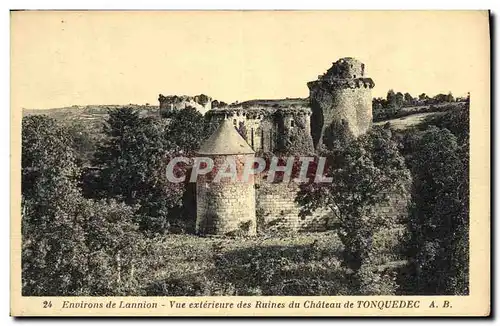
[159,94,213,116]
[308,57,375,146]
[195,120,257,235]
[161,57,406,235]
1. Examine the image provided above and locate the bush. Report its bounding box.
[90,108,207,235]
[145,276,206,296]
[22,195,147,296]
[297,126,411,295]
[406,126,469,295]
[210,236,348,295]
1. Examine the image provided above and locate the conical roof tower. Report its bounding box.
[198,119,254,155]
[195,118,256,236]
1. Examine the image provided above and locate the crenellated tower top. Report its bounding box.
[308,57,375,90]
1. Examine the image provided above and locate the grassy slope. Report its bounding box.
[374,101,467,130]
[374,111,447,130]
[126,226,405,296]
[132,231,348,296]
[23,104,160,122]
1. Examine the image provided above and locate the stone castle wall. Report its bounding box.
[308,57,375,147]
[196,154,256,235]
[255,180,333,232]
[159,94,212,116]
[323,57,366,79]
[206,108,273,152]
[309,83,373,145]
[188,57,409,235]
[255,179,409,233]
[206,106,312,153]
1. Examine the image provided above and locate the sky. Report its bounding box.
[11,11,489,110]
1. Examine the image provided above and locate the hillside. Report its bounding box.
[22,105,160,167]
[374,101,468,130]
[23,104,160,127]
[22,100,468,132]
[374,112,447,129]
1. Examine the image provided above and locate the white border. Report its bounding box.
[2,1,499,10]
[3,1,498,325]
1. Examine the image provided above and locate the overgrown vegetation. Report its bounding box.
[21,101,469,296]
[373,90,469,122]
[297,124,412,295]
[397,108,470,295]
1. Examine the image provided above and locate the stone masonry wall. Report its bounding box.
[208,107,312,153]
[192,58,410,236]
[309,81,373,147]
[196,154,256,235]
[212,110,274,152]
[255,179,409,233]
[159,94,212,116]
[255,181,332,232]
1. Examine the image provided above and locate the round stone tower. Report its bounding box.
[307,57,375,148]
[196,119,257,236]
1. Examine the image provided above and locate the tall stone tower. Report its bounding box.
[196,119,257,235]
[307,57,375,148]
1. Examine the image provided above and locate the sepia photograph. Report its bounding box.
[9,10,490,316]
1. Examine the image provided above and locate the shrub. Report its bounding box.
[406,126,469,295]
[296,126,411,294]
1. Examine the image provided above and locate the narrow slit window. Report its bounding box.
[261,129,264,149]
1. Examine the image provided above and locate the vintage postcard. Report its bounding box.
[10,10,490,317]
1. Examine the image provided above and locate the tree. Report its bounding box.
[22,115,148,296]
[93,108,158,201]
[386,89,396,103]
[64,120,99,167]
[76,199,144,295]
[372,97,389,121]
[382,90,403,118]
[395,92,404,108]
[21,115,83,247]
[92,108,187,233]
[424,107,469,144]
[296,126,411,294]
[404,92,414,106]
[22,115,86,295]
[196,94,210,106]
[91,107,213,234]
[433,93,451,104]
[372,97,386,111]
[166,107,212,155]
[406,126,469,295]
[211,100,228,108]
[418,93,429,102]
[24,195,146,296]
